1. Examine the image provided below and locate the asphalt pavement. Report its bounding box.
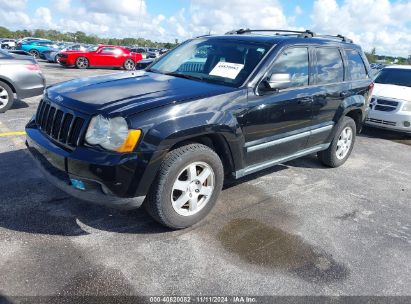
[0,61,410,300]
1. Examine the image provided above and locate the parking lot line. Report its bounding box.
[0,131,26,137]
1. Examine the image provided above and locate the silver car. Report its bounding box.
[0,49,45,113]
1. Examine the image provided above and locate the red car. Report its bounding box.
[58,45,143,70]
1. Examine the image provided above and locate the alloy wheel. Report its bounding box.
[124,59,135,70]
[171,161,215,216]
[76,57,88,68]
[0,85,9,110]
[336,126,353,160]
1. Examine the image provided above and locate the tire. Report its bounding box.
[144,143,224,229]
[124,59,135,70]
[318,116,357,167]
[75,56,89,69]
[54,55,60,63]
[0,81,14,113]
[29,49,40,58]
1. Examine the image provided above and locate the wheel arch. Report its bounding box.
[334,95,366,133]
[0,77,17,94]
[167,132,237,177]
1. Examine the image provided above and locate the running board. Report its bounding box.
[234,143,330,179]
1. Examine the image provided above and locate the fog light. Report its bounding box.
[404,121,411,128]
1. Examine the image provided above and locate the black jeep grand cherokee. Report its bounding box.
[26,30,373,229]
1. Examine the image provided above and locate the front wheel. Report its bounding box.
[123,59,135,70]
[318,116,356,167]
[144,143,224,229]
[75,56,89,69]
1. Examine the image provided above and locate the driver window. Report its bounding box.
[269,47,309,88]
[101,48,115,54]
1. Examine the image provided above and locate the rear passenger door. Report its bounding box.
[308,47,349,147]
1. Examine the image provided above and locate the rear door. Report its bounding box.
[308,47,348,147]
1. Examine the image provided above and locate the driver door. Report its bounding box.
[240,47,314,167]
[93,47,122,66]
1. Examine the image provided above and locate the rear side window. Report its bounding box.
[315,48,344,84]
[269,47,309,88]
[345,49,368,80]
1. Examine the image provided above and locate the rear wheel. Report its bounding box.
[29,49,39,58]
[124,59,135,70]
[75,56,89,69]
[0,81,14,113]
[318,116,356,167]
[144,143,224,229]
[54,54,60,63]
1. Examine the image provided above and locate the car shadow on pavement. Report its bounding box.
[0,149,170,237]
[360,126,411,146]
[10,99,30,110]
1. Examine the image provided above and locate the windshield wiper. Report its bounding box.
[164,72,204,81]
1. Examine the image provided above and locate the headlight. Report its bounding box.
[85,115,141,152]
[402,102,411,112]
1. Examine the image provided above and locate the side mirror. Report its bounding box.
[266,73,292,90]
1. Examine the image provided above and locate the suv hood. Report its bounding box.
[373,83,411,102]
[46,71,236,116]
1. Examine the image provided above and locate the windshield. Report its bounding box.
[148,38,272,87]
[375,68,411,87]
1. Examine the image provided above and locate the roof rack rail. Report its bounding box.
[225,29,316,38]
[315,34,353,43]
[225,29,353,43]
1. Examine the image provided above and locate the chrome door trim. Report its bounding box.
[236,143,330,179]
[246,123,334,153]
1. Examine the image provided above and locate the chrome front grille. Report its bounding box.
[366,118,397,126]
[370,98,399,112]
[35,99,88,149]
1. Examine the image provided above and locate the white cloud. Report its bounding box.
[0,0,27,11]
[83,0,147,17]
[53,0,71,12]
[1,0,411,56]
[188,0,289,35]
[35,7,53,26]
[311,0,411,56]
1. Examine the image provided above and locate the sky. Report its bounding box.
[1,0,411,56]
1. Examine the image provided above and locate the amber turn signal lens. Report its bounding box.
[116,129,142,153]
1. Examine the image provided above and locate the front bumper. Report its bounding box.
[365,109,411,134]
[25,123,149,209]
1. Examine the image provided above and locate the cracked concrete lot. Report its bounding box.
[0,61,410,300]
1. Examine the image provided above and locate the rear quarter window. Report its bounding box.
[345,49,368,80]
[315,48,344,84]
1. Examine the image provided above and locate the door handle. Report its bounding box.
[299,97,313,104]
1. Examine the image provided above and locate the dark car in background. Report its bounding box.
[0,49,45,113]
[26,29,372,228]
[135,58,154,70]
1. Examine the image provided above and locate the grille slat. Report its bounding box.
[60,113,73,144]
[372,98,399,112]
[45,107,56,134]
[35,100,86,149]
[51,110,64,139]
[41,104,50,130]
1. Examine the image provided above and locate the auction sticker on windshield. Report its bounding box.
[209,62,244,79]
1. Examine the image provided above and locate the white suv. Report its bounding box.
[366,65,411,134]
